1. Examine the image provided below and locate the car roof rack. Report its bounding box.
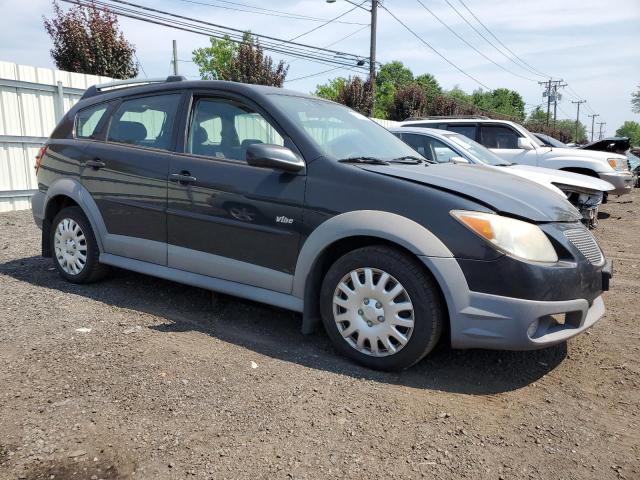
[81,75,187,100]
[404,115,490,121]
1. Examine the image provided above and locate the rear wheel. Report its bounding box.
[320,246,444,371]
[51,207,108,283]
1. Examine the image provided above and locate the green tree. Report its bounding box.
[616,120,640,146]
[43,0,138,79]
[335,76,372,116]
[376,61,414,89]
[471,88,525,121]
[414,73,442,101]
[192,33,288,86]
[314,77,347,101]
[632,85,640,114]
[192,35,237,80]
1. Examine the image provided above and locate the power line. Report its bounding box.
[171,0,368,25]
[65,0,369,71]
[380,4,492,90]
[133,51,148,78]
[443,0,548,80]
[285,66,345,83]
[287,24,370,66]
[287,2,366,43]
[414,0,538,83]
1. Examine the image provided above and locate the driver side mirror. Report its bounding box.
[517,137,534,150]
[450,156,469,164]
[246,144,305,173]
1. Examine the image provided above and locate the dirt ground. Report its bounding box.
[0,191,638,480]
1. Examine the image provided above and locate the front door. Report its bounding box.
[167,95,305,293]
[480,124,538,166]
[80,92,183,265]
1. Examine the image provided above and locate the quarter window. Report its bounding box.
[76,104,108,139]
[480,125,520,149]
[187,98,284,161]
[107,94,181,151]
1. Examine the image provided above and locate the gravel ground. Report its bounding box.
[0,192,638,480]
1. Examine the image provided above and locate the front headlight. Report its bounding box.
[607,157,628,171]
[451,210,558,263]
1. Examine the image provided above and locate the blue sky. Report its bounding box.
[1,0,639,136]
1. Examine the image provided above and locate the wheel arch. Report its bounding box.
[293,210,453,334]
[41,178,107,256]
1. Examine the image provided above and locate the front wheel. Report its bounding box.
[320,246,445,371]
[50,206,108,284]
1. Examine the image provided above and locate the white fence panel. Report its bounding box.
[0,61,113,212]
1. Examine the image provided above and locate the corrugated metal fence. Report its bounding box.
[0,61,400,213]
[0,61,112,212]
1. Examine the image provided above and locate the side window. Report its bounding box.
[188,98,284,161]
[480,125,520,149]
[446,124,477,139]
[428,138,458,163]
[76,104,108,139]
[107,94,181,151]
[402,133,434,161]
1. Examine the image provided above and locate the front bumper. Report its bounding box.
[420,256,609,351]
[598,171,634,195]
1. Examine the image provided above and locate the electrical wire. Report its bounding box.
[380,4,493,90]
[171,0,368,25]
[456,0,550,79]
[133,51,148,78]
[287,2,366,43]
[284,66,345,83]
[414,0,538,83]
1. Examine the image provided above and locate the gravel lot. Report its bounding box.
[0,191,638,480]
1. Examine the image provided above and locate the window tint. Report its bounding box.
[480,125,520,149]
[446,124,477,139]
[188,98,283,161]
[76,104,108,139]
[108,94,181,150]
[430,138,459,162]
[402,133,434,161]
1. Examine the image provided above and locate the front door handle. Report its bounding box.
[86,159,106,169]
[169,172,197,184]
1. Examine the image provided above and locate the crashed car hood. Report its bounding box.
[504,164,614,192]
[360,163,582,223]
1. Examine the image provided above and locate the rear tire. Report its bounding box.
[320,246,444,371]
[50,207,108,284]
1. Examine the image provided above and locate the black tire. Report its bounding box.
[319,245,445,371]
[50,206,109,284]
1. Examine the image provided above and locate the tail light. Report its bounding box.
[35,145,48,174]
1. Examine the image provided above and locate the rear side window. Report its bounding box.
[76,104,108,139]
[480,125,520,149]
[446,124,477,139]
[108,94,181,151]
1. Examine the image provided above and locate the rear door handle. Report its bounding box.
[169,172,197,184]
[86,159,106,169]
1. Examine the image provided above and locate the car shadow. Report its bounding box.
[0,255,567,396]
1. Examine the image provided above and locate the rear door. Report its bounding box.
[479,123,538,166]
[80,92,183,265]
[167,93,305,292]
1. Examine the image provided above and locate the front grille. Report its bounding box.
[564,228,604,265]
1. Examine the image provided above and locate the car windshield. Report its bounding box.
[537,133,567,148]
[268,94,421,162]
[446,133,511,166]
[627,150,640,170]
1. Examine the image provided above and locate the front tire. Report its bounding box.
[51,206,108,284]
[320,246,444,371]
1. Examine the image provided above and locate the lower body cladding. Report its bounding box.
[422,256,609,350]
[598,171,634,196]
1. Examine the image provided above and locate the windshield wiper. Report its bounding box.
[338,156,390,165]
[495,162,512,166]
[388,155,430,165]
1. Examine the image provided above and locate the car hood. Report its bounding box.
[360,163,582,222]
[538,146,626,162]
[504,164,614,192]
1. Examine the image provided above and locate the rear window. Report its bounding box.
[446,124,477,139]
[76,104,108,139]
[107,94,181,151]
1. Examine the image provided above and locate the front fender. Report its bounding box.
[539,155,611,174]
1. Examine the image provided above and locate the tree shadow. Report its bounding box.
[0,255,567,395]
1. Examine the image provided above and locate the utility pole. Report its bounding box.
[172,40,179,76]
[369,0,377,117]
[588,113,599,142]
[571,100,586,143]
[597,121,606,140]
[327,0,377,116]
[539,79,566,128]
